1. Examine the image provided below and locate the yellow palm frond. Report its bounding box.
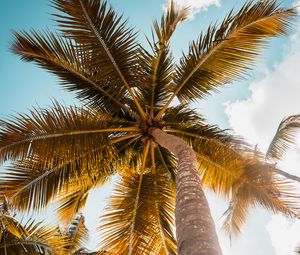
[0,101,135,165]
[11,31,134,115]
[0,145,115,211]
[98,169,176,255]
[139,1,189,116]
[222,157,300,235]
[64,214,89,254]
[51,0,146,119]
[56,171,113,223]
[0,202,67,255]
[156,0,296,119]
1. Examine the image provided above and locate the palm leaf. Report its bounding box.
[156,0,297,119]
[23,220,68,254]
[222,157,300,235]
[0,203,66,255]
[11,30,134,115]
[0,146,114,211]
[267,114,300,159]
[98,169,176,255]
[0,101,135,165]
[139,2,189,116]
[64,214,89,253]
[51,0,146,119]
[56,171,113,223]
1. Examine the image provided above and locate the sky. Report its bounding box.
[1,0,300,254]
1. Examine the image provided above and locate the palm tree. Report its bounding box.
[267,114,300,182]
[0,198,98,255]
[0,198,66,255]
[60,214,99,255]
[0,0,299,254]
[268,114,300,160]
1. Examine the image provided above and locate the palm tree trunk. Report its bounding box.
[149,128,222,255]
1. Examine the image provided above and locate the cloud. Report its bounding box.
[164,0,221,18]
[225,21,300,255]
[294,1,300,13]
[266,215,300,255]
[225,31,300,152]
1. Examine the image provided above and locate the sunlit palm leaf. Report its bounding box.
[267,114,300,159]
[0,149,114,211]
[139,2,189,116]
[162,105,246,196]
[0,101,133,165]
[11,31,133,114]
[23,220,68,254]
[64,214,89,253]
[56,171,113,223]
[98,169,176,255]
[0,202,66,255]
[222,158,300,235]
[156,0,296,118]
[52,0,146,118]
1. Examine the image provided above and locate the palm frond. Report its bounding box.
[64,214,89,253]
[98,169,176,255]
[139,2,189,116]
[0,101,134,165]
[161,106,257,197]
[267,114,300,159]
[51,0,146,119]
[0,147,114,211]
[222,158,300,235]
[56,171,112,223]
[11,30,135,115]
[156,0,297,119]
[0,205,66,255]
[23,220,68,254]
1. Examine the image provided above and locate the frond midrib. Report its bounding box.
[78,0,146,120]
[155,8,294,120]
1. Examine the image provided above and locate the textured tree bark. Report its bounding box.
[149,128,222,255]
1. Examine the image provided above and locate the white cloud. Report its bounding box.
[225,23,300,255]
[266,215,300,255]
[164,0,221,18]
[225,31,300,152]
[294,1,300,13]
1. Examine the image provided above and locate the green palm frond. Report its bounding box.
[51,0,146,119]
[267,114,300,159]
[222,158,300,235]
[98,169,176,255]
[156,0,296,119]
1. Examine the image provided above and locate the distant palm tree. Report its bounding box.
[0,199,98,255]
[0,199,66,255]
[0,1,299,255]
[267,114,300,182]
[268,114,300,159]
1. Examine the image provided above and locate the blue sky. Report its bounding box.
[1,0,300,254]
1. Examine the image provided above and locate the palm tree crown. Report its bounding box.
[0,0,299,254]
